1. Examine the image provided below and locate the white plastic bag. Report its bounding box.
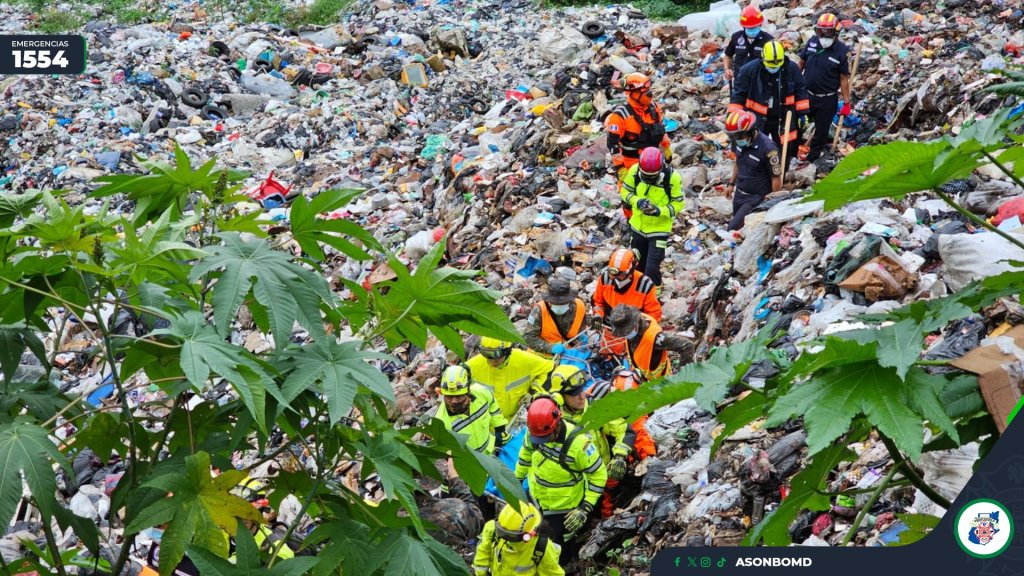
[937,232,1024,291]
[678,0,742,38]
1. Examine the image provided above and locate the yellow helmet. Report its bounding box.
[439,365,471,396]
[479,337,513,360]
[762,41,785,68]
[545,365,587,396]
[495,501,542,542]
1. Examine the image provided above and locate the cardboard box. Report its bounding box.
[950,325,1024,434]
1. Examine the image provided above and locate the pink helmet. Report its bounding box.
[638,147,663,179]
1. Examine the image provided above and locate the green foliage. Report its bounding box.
[288,188,382,261]
[187,520,319,576]
[128,452,264,576]
[34,8,83,32]
[0,422,72,528]
[289,0,353,25]
[892,513,941,546]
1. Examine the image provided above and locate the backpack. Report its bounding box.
[630,165,674,193]
[531,534,550,566]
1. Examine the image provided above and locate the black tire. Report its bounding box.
[469,98,488,114]
[201,105,228,121]
[581,21,605,39]
[209,40,230,58]
[182,86,207,108]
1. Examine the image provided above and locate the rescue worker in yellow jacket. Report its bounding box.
[544,365,633,519]
[466,338,554,420]
[473,501,565,576]
[516,396,606,567]
[524,276,589,356]
[435,364,508,454]
[619,147,684,292]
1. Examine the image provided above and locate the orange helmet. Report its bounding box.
[622,72,651,93]
[739,5,764,28]
[725,110,757,135]
[816,13,840,33]
[608,248,638,276]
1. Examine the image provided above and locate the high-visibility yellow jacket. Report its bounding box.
[436,384,507,453]
[472,520,565,576]
[466,350,554,420]
[620,163,684,237]
[563,401,631,466]
[515,421,607,514]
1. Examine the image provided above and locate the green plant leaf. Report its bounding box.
[806,141,981,210]
[767,362,935,459]
[73,413,126,465]
[306,518,373,576]
[186,519,319,576]
[744,422,866,545]
[278,339,395,424]
[189,233,333,346]
[0,190,42,229]
[354,432,424,532]
[152,310,278,433]
[288,188,381,261]
[939,374,985,419]
[0,322,49,383]
[373,530,466,576]
[711,392,767,457]
[0,421,71,528]
[892,513,941,546]
[850,319,924,381]
[420,418,526,507]
[374,239,522,356]
[128,451,262,576]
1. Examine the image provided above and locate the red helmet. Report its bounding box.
[638,147,663,178]
[724,110,757,135]
[739,5,764,28]
[816,13,840,31]
[622,72,651,93]
[527,397,561,437]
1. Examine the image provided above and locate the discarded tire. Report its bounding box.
[469,98,488,114]
[181,86,207,108]
[201,104,228,121]
[581,21,605,39]
[208,41,230,58]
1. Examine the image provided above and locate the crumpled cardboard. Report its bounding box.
[951,325,1024,434]
[838,255,918,301]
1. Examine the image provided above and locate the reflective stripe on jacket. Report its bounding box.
[436,384,507,453]
[514,421,607,514]
[467,350,555,420]
[620,164,685,236]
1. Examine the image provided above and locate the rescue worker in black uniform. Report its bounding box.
[723,5,774,86]
[798,12,852,162]
[729,40,810,172]
[724,110,783,231]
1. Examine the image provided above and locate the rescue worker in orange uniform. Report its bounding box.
[604,72,672,219]
[606,305,693,381]
[524,276,589,357]
[592,248,661,357]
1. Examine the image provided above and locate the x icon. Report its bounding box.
[687,557,698,568]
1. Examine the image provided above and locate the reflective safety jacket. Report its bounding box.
[524,300,587,354]
[472,520,565,576]
[436,384,507,454]
[624,314,671,380]
[515,421,607,515]
[620,163,684,237]
[467,350,555,420]
[729,57,810,144]
[593,270,661,321]
[604,101,671,168]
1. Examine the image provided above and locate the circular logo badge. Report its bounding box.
[954,498,1014,558]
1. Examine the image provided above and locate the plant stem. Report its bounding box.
[40,514,68,576]
[880,434,952,509]
[982,150,1024,195]
[840,463,901,546]
[934,189,1024,252]
[913,359,950,367]
[267,474,325,568]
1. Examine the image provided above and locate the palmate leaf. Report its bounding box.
[369,530,468,576]
[584,332,773,429]
[288,188,382,261]
[127,452,263,576]
[0,189,42,229]
[805,141,982,210]
[710,391,767,457]
[306,518,374,576]
[278,339,395,424]
[419,419,526,507]
[893,513,941,546]
[354,432,424,532]
[109,209,206,286]
[744,421,868,545]
[152,310,280,432]
[767,363,956,460]
[0,322,48,382]
[374,239,522,357]
[189,233,334,347]
[186,520,320,576]
[0,421,71,530]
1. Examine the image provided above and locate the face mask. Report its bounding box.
[734,138,750,148]
[819,37,834,48]
[549,304,570,315]
[614,276,632,289]
[765,64,782,74]
[744,26,761,38]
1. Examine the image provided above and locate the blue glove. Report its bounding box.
[636,198,653,211]
[551,343,566,355]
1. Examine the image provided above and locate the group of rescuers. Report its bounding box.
[423,8,853,575]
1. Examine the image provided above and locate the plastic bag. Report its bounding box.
[938,232,1024,291]
[678,0,741,37]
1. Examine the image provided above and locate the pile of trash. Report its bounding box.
[3,0,1024,570]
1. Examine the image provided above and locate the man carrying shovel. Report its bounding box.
[797,13,852,162]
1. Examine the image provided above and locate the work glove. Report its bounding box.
[636,198,653,212]
[608,456,628,481]
[551,343,567,355]
[796,114,809,130]
[590,315,605,331]
[494,426,508,449]
[839,101,852,116]
[564,502,593,535]
[642,203,661,216]
[662,145,672,162]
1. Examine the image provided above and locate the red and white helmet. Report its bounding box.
[739,5,764,28]
[638,147,664,179]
